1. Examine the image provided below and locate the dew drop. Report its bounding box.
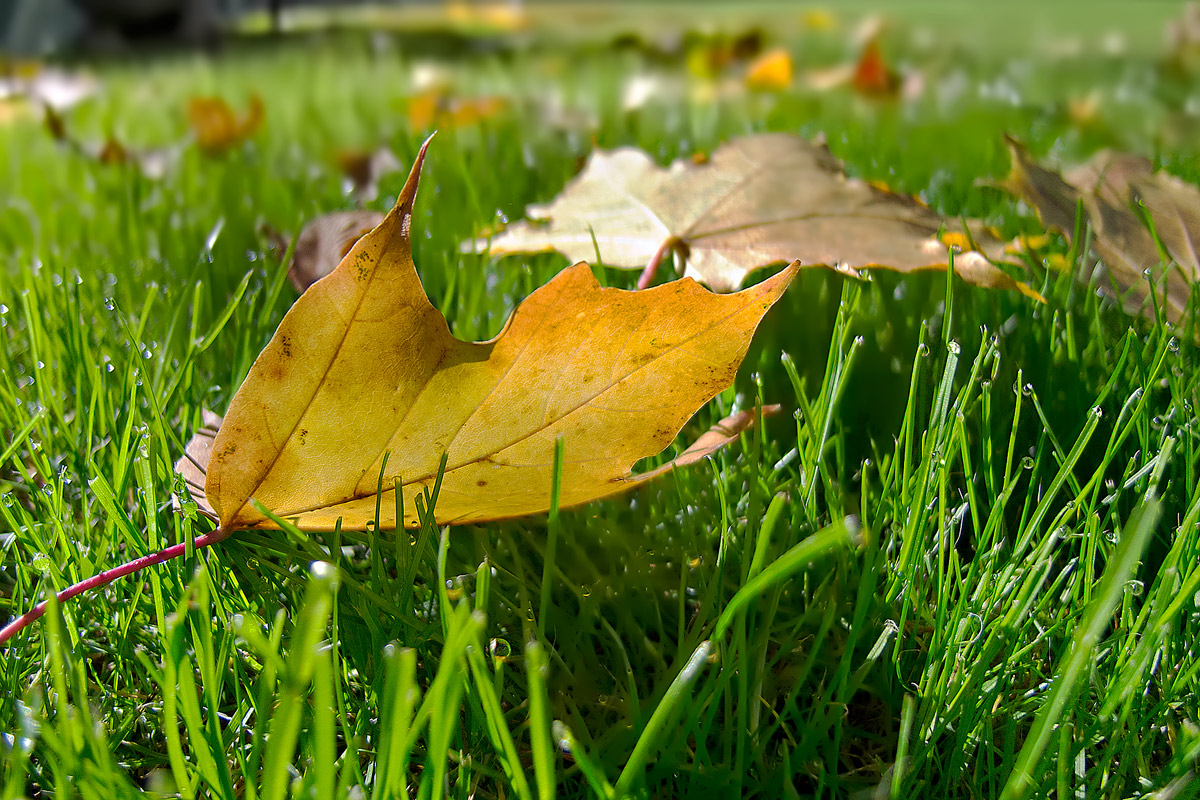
[103,298,115,311]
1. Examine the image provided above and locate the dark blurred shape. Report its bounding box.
[2,0,280,54]
[74,0,231,49]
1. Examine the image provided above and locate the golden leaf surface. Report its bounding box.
[182,139,796,531]
[1000,138,1200,322]
[470,133,1035,295]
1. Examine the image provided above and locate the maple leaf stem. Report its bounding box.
[637,236,680,290]
[0,526,233,647]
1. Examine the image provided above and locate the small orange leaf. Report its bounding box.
[852,39,899,97]
[187,94,264,155]
[745,48,794,91]
[404,89,507,132]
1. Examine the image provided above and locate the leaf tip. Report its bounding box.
[395,133,436,218]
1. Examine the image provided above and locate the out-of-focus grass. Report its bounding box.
[2,3,1199,797]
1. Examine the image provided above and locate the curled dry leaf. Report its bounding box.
[471,133,1036,296]
[999,138,1200,322]
[284,210,386,292]
[177,138,795,531]
[336,146,403,202]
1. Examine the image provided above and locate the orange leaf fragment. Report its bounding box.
[745,48,794,91]
[179,138,795,531]
[405,89,507,132]
[187,94,264,155]
[851,39,899,97]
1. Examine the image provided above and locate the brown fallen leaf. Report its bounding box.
[998,138,1200,322]
[285,210,386,292]
[178,138,795,531]
[470,133,1036,296]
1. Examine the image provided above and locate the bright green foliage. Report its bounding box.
[2,5,1200,798]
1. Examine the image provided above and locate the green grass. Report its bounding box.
[3,4,1200,797]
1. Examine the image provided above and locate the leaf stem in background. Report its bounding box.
[0,526,233,646]
[636,236,680,290]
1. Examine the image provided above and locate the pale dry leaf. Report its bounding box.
[178,138,795,531]
[470,133,1035,295]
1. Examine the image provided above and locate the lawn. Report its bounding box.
[2,2,1200,798]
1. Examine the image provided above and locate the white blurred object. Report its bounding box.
[0,67,101,111]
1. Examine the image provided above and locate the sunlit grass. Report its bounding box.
[2,5,1200,797]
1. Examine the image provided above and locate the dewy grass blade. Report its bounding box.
[464,633,534,800]
[1000,499,1162,800]
[613,640,715,798]
[262,562,338,800]
[525,639,556,800]
[374,644,419,800]
[714,518,856,641]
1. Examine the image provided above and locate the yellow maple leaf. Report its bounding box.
[179,138,795,531]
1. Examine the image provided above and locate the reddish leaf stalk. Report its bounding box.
[0,526,232,646]
[636,236,680,290]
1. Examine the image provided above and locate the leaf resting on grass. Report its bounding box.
[1000,137,1200,323]
[470,132,1034,295]
[178,137,795,531]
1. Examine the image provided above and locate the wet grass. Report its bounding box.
[2,5,1200,798]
